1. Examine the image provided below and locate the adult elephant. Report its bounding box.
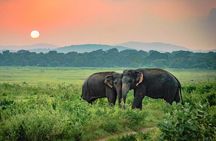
[81,72,122,106]
[121,68,183,109]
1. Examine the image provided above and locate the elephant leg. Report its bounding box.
[132,96,144,109]
[132,87,146,109]
[165,87,179,104]
[118,93,122,108]
[105,87,116,106]
[109,93,117,106]
[106,90,117,106]
[132,89,145,109]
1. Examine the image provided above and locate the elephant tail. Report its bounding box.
[179,84,184,105]
[81,79,89,100]
[81,82,85,98]
[176,78,184,105]
[168,71,184,104]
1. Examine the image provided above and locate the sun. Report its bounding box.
[30,30,40,39]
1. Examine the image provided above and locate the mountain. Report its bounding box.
[118,41,189,52]
[1,42,191,53]
[0,43,129,53]
[55,44,130,53]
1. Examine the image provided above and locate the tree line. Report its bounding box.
[0,49,215,69]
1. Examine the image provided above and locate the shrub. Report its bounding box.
[109,131,155,141]
[101,120,119,133]
[197,83,215,94]
[206,92,216,106]
[113,134,137,141]
[120,109,147,130]
[0,98,14,110]
[183,85,196,94]
[159,102,216,141]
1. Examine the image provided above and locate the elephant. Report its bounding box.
[121,68,183,109]
[81,72,122,106]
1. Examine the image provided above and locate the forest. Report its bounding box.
[0,49,216,69]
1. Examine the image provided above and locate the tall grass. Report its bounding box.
[0,67,216,140]
[1,82,215,140]
[0,83,151,141]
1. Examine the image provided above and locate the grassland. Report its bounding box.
[0,67,216,84]
[0,67,216,141]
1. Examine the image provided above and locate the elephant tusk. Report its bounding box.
[136,73,143,86]
[107,83,113,88]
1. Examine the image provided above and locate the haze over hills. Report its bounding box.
[0,43,130,53]
[0,41,197,53]
[0,43,57,51]
[118,41,189,52]
[55,44,130,53]
[0,43,56,53]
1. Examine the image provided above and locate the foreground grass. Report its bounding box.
[1,82,216,141]
[0,67,216,140]
[0,83,164,141]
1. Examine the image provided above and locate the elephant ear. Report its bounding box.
[104,75,113,88]
[135,72,143,86]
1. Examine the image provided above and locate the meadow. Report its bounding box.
[0,67,216,141]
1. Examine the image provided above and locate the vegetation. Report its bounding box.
[1,49,216,69]
[1,67,216,84]
[0,67,216,140]
[0,83,151,141]
[159,83,216,141]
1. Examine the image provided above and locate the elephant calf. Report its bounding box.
[81,72,122,106]
[121,68,183,109]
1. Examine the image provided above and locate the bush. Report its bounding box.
[183,85,196,94]
[101,120,119,133]
[1,110,67,140]
[0,98,14,110]
[109,131,156,141]
[206,92,216,106]
[159,102,216,141]
[120,109,147,130]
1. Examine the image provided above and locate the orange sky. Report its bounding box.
[0,0,216,50]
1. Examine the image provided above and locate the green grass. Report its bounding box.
[0,67,124,85]
[0,67,216,141]
[0,67,216,85]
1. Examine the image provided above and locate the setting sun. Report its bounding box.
[30,30,40,39]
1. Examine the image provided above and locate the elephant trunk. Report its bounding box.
[116,86,122,107]
[122,83,130,109]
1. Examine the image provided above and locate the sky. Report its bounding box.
[0,0,216,50]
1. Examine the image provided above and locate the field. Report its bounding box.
[0,67,216,141]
